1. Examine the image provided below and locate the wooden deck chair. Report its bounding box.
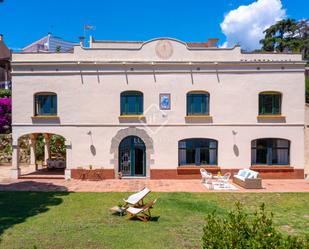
[123,187,151,207]
[126,199,157,222]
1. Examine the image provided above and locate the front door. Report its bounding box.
[119,136,146,176]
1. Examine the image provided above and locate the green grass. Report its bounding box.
[1,192,309,249]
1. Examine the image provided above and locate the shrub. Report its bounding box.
[202,202,309,249]
[0,89,11,98]
[35,134,44,161]
[50,134,66,158]
[34,134,66,161]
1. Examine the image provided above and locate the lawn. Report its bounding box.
[1,192,309,249]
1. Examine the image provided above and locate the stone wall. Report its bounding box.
[18,135,30,163]
[0,134,30,164]
[0,134,12,163]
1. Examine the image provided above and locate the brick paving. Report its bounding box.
[0,178,309,192]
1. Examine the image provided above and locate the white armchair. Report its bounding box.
[218,172,231,188]
[200,168,212,184]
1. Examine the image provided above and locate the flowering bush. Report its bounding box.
[0,97,12,134]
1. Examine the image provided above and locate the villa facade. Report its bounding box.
[11,37,306,179]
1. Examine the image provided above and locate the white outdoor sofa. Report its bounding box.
[233,169,263,189]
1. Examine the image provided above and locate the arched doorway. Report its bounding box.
[14,133,67,179]
[119,136,146,177]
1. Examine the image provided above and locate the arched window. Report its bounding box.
[178,138,218,166]
[34,92,57,116]
[251,138,290,165]
[259,92,281,115]
[120,91,143,115]
[187,91,209,115]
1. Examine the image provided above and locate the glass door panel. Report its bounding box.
[119,145,131,176]
[119,136,146,176]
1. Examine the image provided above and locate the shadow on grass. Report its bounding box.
[0,181,69,242]
[127,216,161,222]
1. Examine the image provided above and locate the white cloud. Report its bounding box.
[220,0,286,51]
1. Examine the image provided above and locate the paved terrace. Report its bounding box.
[1,165,309,192]
[0,178,309,192]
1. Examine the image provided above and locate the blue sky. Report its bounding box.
[0,0,308,51]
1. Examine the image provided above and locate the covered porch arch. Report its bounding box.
[11,132,72,179]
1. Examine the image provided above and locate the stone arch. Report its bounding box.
[11,132,70,179]
[110,127,154,178]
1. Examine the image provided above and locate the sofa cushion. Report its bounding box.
[236,169,260,179]
[234,175,246,181]
[246,171,254,179]
[242,170,252,179]
[247,170,259,179]
[237,170,246,177]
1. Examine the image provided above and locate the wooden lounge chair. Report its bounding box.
[123,187,151,207]
[127,199,157,222]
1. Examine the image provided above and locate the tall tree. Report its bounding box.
[260,19,308,59]
[297,19,309,60]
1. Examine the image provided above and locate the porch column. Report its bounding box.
[64,140,72,180]
[11,140,20,179]
[43,134,51,165]
[29,134,37,170]
[4,63,10,89]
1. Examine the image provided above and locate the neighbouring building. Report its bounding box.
[10,37,306,180]
[22,33,76,53]
[0,34,11,89]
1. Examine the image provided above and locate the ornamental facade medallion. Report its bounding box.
[155,40,173,59]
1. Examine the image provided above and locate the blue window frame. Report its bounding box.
[121,91,143,115]
[251,138,290,165]
[178,138,218,166]
[259,92,281,115]
[187,92,209,115]
[34,93,57,116]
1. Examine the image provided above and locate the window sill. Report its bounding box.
[177,166,220,175]
[257,115,285,119]
[119,115,145,119]
[32,115,59,119]
[31,115,60,124]
[185,115,213,123]
[250,166,293,172]
[257,115,286,123]
[118,115,146,123]
[185,115,212,118]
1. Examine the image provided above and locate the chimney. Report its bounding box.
[207,38,219,47]
[79,36,85,47]
[89,35,94,48]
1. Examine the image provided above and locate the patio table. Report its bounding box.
[206,175,223,189]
